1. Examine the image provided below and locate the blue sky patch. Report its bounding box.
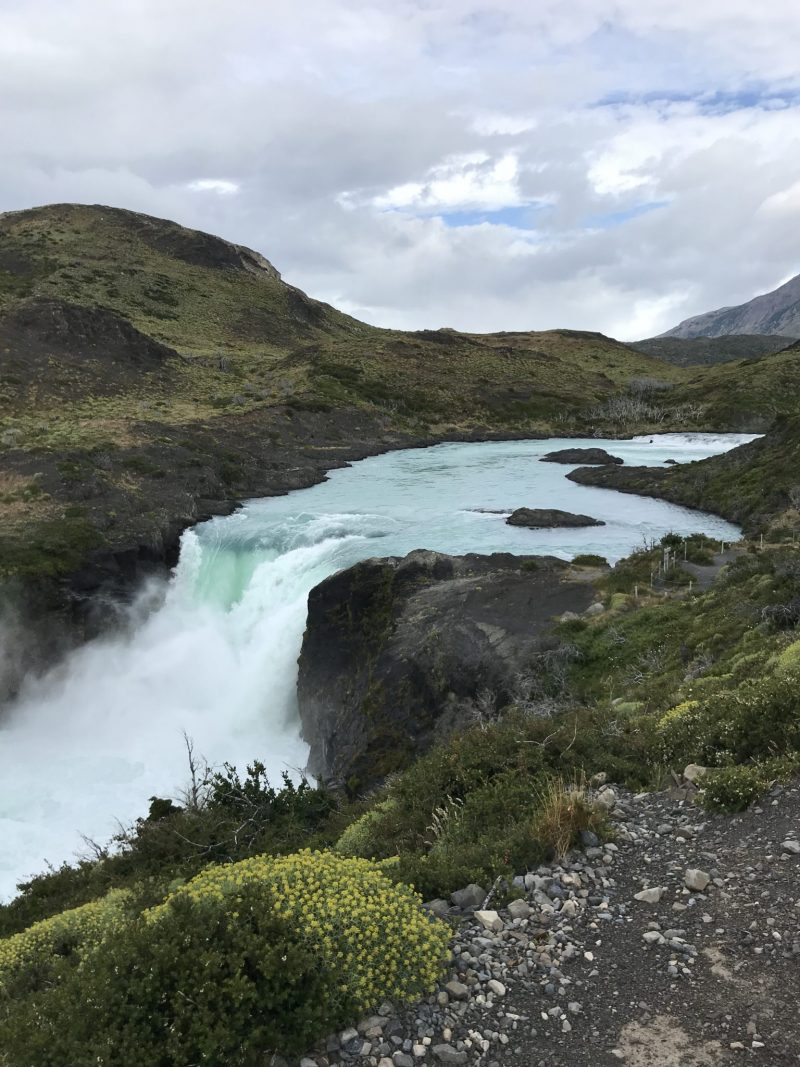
[437,205,542,229]
[593,85,800,114]
[583,201,668,229]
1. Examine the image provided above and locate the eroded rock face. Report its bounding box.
[296,550,594,789]
[541,448,624,465]
[506,508,605,529]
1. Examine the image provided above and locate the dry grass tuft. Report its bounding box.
[532,775,606,860]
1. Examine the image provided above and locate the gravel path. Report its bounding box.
[303,778,800,1067]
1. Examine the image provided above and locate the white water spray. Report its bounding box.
[0,435,754,899]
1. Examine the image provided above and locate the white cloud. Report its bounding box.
[186,179,240,196]
[1,0,800,340]
[372,152,525,213]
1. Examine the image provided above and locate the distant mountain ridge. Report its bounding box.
[661,272,800,339]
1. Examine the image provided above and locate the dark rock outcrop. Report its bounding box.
[541,448,623,465]
[506,508,605,529]
[296,550,594,789]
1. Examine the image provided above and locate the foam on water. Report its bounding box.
[0,434,754,899]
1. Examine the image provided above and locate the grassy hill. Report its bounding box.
[629,334,795,366]
[0,203,684,583]
[673,342,800,430]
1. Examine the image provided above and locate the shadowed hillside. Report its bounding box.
[629,333,795,366]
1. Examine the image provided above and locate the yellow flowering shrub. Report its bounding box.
[657,699,700,729]
[150,849,450,1008]
[0,889,130,992]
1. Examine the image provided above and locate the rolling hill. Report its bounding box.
[0,203,683,588]
[629,334,795,366]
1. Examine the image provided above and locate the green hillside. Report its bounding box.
[675,343,800,430]
[0,203,684,580]
[629,333,795,366]
[569,415,800,536]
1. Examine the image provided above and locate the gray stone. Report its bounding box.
[584,602,605,616]
[684,868,711,892]
[433,1045,468,1066]
[633,887,664,904]
[425,898,451,919]
[506,507,605,529]
[393,1054,414,1067]
[450,884,486,910]
[683,763,708,783]
[475,909,503,933]
[487,979,507,997]
[444,980,469,1001]
[541,447,624,466]
[780,839,800,854]
[507,898,531,920]
[595,787,617,811]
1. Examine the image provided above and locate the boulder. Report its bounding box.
[684,868,711,892]
[450,884,486,910]
[633,887,664,904]
[475,909,503,933]
[507,898,532,920]
[297,550,594,788]
[541,447,624,465]
[505,508,605,529]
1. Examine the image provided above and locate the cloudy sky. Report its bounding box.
[2,0,800,339]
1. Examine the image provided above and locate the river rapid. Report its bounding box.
[0,433,755,899]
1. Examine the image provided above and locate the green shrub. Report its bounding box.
[335,797,399,857]
[0,851,450,1065]
[531,777,606,860]
[699,764,769,812]
[700,755,799,812]
[0,887,331,1065]
[0,890,131,997]
[150,850,450,1009]
[571,553,608,567]
[657,671,800,767]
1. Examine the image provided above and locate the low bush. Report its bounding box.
[699,764,770,813]
[657,672,800,767]
[0,890,131,998]
[1,888,331,1065]
[571,553,608,567]
[700,756,799,813]
[0,851,450,1066]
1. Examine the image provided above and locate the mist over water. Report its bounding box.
[0,435,754,899]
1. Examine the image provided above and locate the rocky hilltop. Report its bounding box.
[661,272,800,339]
